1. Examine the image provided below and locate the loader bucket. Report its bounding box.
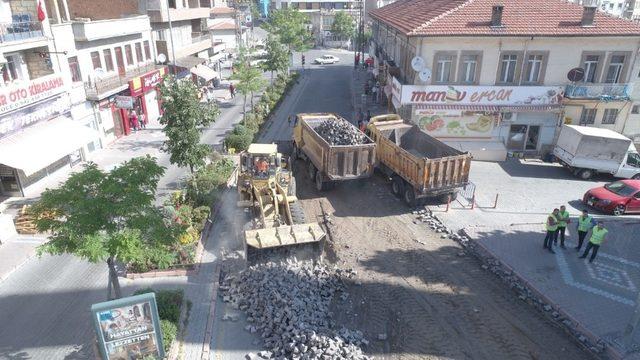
[244,223,326,249]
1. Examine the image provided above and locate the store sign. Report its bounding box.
[391,77,402,107]
[91,293,164,360]
[414,108,497,138]
[129,68,166,97]
[114,96,134,109]
[0,74,67,115]
[400,85,564,106]
[0,94,71,138]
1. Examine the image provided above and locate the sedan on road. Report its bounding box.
[583,180,640,215]
[314,55,340,64]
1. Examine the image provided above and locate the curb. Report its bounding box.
[201,263,221,360]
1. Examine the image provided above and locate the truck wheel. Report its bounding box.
[390,176,404,198]
[578,169,594,180]
[290,201,307,224]
[307,161,316,180]
[613,204,626,216]
[315,171,326,191]
[292,144,299,160]
[403,187,417,207]
[633,174,640,180]
[287,176,297,196]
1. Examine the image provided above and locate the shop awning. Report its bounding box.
[191,64,219,82]
[0,117,99,176]
[175,56,205,69]
[414,104,561,112]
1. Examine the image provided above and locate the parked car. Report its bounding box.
[583,180,640,215]
[314,55,340,64]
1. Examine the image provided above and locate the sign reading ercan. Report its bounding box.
[400,85,564,106]
[0,75,67,115]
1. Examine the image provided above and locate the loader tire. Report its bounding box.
[290,202,307,224]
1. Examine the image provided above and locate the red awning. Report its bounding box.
[413,104,561,112]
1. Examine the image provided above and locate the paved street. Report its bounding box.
[435,158,640,357]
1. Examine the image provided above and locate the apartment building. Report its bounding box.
[370,0,640,161]
[208,5,244,56]
[571,0,636,18]
[0,0,99,197]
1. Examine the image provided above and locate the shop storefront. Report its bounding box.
[128,67,166,125]
[0,75,99,196]
[394,79,564,161]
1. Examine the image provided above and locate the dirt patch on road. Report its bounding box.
[295,166,593,360]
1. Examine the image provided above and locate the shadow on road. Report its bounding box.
[497,158,615,182]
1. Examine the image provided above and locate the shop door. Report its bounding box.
[144,90,160,123]
[115,47,125,76]
[0,166,22,197]
[525,126,540,151]
[507,125,527,151]
[112,108,125,138]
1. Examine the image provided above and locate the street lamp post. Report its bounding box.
[167,0,177,74]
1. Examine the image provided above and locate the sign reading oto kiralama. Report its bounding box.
[0,74,67,115]
[398,83,565,106]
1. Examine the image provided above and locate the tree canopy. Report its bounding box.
[262,35,290,78]
[232,56,268,120]
[158,76,219,172]
[331,12,355,41]
[264,9,313,53]
[32,156,176,299]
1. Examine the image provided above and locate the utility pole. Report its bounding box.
[167,0,177,74]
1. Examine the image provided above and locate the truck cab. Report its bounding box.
[613,145,640,179]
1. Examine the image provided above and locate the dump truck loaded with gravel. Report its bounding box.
[292,113,376,191]
[367,114,471,206]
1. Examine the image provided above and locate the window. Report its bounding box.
[499,54,518,83]
[103,49,114,71]
[633,105,640,114]
[524,54,543,83]
[609,2,614,9]
[1,55,23,83]
[605,55,625,83]
[580,108,597,125]
[90,51,102,70]
[584,55,599,83]
[460,55,477,84]
[305,2,312,9]
[435,54,454,83]
[628,153,640,168]
[135,42,143,63]
[68,56,82,82]
[155,30,166,41]
[602,108,618,124]
[144,41,151,60]
[125,44,134,66]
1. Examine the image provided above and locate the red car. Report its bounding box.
[583,180,640,215]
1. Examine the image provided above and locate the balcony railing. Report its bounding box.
[84,63,162,100]
[565,83,632,100]
[191,33,211,44]
[0,21,44,43]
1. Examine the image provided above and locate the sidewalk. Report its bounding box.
[350,66,390,122]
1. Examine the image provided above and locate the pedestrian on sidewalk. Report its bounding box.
[556,205,570,248]
[575,210,594,251]
[229,83,235,98]
[139,112,147,129]
[288,115,292,126]
[579,221,607,263]
[371,83,378,103]
[129,110,139,132]
[543,208,559,254]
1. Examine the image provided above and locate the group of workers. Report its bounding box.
[543,206,608,262]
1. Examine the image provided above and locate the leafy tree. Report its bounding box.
[31,156,175,300]
[264,9,313,71]
[331,12,355,44]
[262,36,289,83]
[232,59,267,121]
[159,76,219,173]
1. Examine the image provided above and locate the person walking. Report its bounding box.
[288,115,292,126]
[371,83,378,104]
[556,205,570,248]
[129,110,139,133]
[139,112,146,129]
[579,221,607,263]
[229,83,235,98]
[543,208,560,254]
[575,210,594,251]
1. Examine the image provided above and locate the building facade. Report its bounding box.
[370,0,640,161]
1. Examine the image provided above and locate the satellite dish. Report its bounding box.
[418,68,432,82]
[157,53,167,63]
[411,56,425,72]
[567,67,585,82]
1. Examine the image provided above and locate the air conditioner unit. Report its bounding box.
[502,112,513,121]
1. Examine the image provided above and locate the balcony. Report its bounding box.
[84,63,164,100]
[0,20,44,44]
[564,83,632,100]
[72,16,151,41]
[148,7,212,22]
[155,35,212,60]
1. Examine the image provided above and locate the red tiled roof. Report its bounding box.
[369,0,640,37]
[209,21,236,30]
[210,6,235,14]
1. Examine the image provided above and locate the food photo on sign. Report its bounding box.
[416,110,497,138]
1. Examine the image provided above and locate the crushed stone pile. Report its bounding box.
[220,259,371,360]
[315,119,368,146]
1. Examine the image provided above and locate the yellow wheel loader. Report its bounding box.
[237,143,325,256]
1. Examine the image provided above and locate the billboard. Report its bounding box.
[400,85,565,106]
[91,293,164,360]
[415,109,497,139]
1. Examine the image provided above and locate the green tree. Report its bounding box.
[159,76,219,173]
[232,59,267,121]
[264,9,313,71]
[31,156,175,300]
[331,12,355,45]
[262,36,290,83]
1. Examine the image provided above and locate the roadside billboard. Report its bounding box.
[91,293,164,360]
[400,85,564,106]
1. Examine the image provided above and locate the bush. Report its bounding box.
[225,125,254,152]
[160,319,177,353]
[185,159,234,207]
[133,288,184,324]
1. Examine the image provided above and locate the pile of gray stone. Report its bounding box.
[315,119,368,146]
[220,259,371,359]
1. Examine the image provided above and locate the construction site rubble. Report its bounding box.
[220,259,371,359]
[316,119,368,146]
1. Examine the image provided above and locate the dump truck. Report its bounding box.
[553,124,640,180]
[237,143,325,257]
[367,114,472,206]
[292,113,376,191]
